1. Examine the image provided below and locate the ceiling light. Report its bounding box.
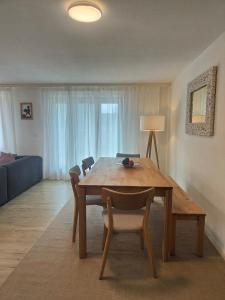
[68,2,102,23]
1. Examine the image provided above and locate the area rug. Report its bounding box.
[0,200,225,300]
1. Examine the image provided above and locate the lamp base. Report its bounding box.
[146,131,160,169]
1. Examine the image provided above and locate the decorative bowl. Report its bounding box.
[116,162,141,168]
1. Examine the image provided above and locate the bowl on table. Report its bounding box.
[121,157,135,168]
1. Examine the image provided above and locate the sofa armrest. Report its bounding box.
[4,156,43,200]
[0,167,7,206]
[15,155,25,160]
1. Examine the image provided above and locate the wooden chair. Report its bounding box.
[69,165,102,243]
[82,156,95,176]
[116,153,140,158]
[99,187,157,280]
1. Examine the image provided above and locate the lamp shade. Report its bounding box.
[140,115,165,132]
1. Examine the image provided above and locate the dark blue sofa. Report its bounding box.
[0,166,7,206]
[0,156,43,206]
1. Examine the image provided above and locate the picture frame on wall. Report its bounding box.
[20,103,33,120]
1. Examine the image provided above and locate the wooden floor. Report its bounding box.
[0,180,72,287]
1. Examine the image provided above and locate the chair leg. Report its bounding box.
[72,205,79,243]
[140,230,144,250]
[170,215,176,256]
[197,216,205,257]
[99,229,112,280]
[143,227,157,278]
[102,225,108,250]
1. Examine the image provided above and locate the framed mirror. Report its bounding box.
[186,66,217,136]
[191,85,207,123]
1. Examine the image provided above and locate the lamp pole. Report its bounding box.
[146,130,160,169]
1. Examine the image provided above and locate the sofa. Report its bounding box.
[0,156,43,206]
[0,166,7,206]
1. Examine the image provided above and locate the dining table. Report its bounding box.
[78,157,173,261]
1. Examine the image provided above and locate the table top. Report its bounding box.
[78,157,172,189]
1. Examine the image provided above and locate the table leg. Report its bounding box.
[163,189,172,261]
[78,187,87,258]
[197,215,205,257]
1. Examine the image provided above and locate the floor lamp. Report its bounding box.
[140,115,165,169]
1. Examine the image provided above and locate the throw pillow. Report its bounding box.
[0,153,16,165]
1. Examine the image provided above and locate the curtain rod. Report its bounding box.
[0,82,171,88]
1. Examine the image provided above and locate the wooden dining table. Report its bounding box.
[78,157,173,261]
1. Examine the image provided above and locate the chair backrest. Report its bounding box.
[82,156,95,176]
[69,165,81,204]
[101,187,155,210]
[116,153,140,158]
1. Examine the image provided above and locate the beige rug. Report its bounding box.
[0,200,225,300]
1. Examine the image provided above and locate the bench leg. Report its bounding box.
[170,215,176,256]
[197,216,205,257]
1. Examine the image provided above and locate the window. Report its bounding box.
[101,103,118,114]
[98,103,118,157]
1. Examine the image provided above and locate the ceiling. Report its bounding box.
[0,0,225,84]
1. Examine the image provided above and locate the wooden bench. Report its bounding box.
[165,176,206,257]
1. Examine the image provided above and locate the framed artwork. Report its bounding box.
[20,103,33,120]
[185,66,217,136]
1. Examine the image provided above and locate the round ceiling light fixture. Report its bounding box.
[68,2,102,23]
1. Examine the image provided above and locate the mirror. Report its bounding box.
[191,85,207,123]
[186,66,217,136]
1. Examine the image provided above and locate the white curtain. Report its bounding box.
[41,88,68,179]
[41,85,161,179]
[0,88,17,153]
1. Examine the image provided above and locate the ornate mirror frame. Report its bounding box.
[185,66,217,136]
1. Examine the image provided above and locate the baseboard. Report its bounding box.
[205,224,225,260]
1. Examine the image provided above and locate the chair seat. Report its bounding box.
[103,209,144,231]
[86,195,102,206]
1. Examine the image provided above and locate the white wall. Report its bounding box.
[6,84,170,173]
[12,87,43,156]
[169,31,225,258]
